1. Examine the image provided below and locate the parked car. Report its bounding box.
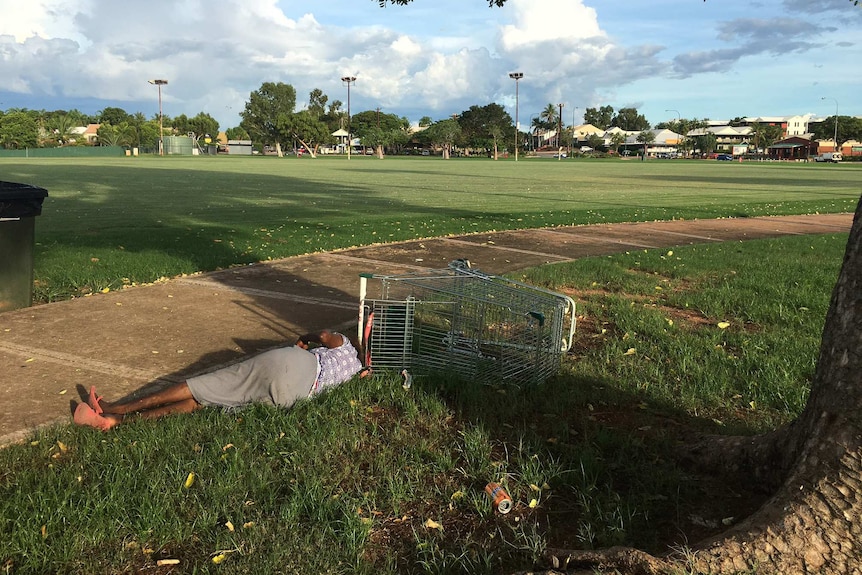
[716,154,734,161]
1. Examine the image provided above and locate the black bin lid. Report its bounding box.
[0,181,49,218]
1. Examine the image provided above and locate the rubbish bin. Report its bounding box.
[0,182,49,313]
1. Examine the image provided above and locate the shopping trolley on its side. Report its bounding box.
[358,261,576,386]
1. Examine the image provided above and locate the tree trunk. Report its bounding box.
[548,196,862,574]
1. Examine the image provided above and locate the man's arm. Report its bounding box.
[295,330,345,349]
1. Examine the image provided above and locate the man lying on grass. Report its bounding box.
[73,330,363,431]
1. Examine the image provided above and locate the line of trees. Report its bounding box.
[0,106,221,151]
[5,87,861,158]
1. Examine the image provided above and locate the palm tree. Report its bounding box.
[539,103,557,130]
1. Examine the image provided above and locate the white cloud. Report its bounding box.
[0,0,858,129]
[499,0,604,49]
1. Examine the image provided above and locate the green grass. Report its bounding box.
[0,233,846,574]
[0,155,858,301]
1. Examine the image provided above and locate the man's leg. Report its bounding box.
[101,382,198,415]
[76,384,202,430]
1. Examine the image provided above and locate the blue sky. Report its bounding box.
[0,0,859,131]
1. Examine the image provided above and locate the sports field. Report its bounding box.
[1,155,858,301]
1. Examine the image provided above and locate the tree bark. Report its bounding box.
[547,195,862,574]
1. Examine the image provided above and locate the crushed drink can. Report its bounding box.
[485,482,513,514]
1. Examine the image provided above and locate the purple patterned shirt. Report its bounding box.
[310,334,362,394]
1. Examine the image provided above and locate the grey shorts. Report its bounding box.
[187,346,319,408]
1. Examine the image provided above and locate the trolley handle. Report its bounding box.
[561,295,577,352]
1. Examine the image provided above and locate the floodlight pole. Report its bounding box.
[822,97,839,153]
[665,108,681,156]
[508,72,523,161]
[148,79,168,156]
[341,76,356,159]
[557,103,564,159]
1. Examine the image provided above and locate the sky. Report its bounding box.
[0,0,859,131]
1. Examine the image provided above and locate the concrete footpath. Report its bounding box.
[0,213,853,446]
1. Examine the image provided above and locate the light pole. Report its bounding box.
[341,76,356,159]
[557,103,564,158]
[148,79,168,155]
[508,72,523,161]
[571,106,579,149]
[665,108,681,156]
[821,97,839,153]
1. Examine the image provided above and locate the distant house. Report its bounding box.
[767,135,815,160]
[687,125,752,153]
[69,124,100,145]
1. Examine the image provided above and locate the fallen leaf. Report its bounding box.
[183,472,196,489]
[424,518,443,530]
[211,553,229,564]
[59,389,67,395]
[623,348,637,356]
[242,522,255,529]
[156,559,180,566]
[225,521,234,532]
[57,441,68,453]
[529,499,538,508]
[717,321,730,329]
[450,490,465,501]
[529,483,540,492]
[41,525,48,538]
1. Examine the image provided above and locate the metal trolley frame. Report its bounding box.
[358,262,576,386]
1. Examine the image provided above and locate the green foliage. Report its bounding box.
[613,107,650,131]
[98,106,132,126]
[0,111,38,149]
[809,115,862,147]
[456,103,513,151]
[419,118,461,150]
[239,81,297,146]
[173,112,219,139]
[280,109,332,152]
[583,105,614,130]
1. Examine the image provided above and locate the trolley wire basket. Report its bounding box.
[358,261,576,386]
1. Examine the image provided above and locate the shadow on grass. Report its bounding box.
[416,363,770,555]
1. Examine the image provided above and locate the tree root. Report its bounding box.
[541,546,671,575]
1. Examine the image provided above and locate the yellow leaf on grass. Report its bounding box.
[529,499,538,508]
[425,518,443,530]
[41,525,47,539]
[623,348,636,356]
[225,521,234,532]
[183,472,196,489]
[717,321,731,329]
[451,490,465,501]
[211,553,229,564]
[57,441,68,453]
[243,522,255,529]
[529,483,540,492]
